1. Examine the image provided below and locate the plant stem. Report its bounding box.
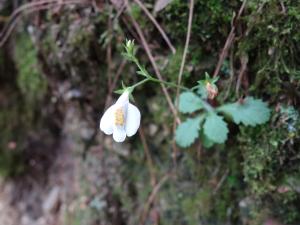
[129,55,214,113]
[131,77,151,89]
[148,77,189,91]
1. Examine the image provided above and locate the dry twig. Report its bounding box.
[139,127,157,187]
[126,5,181,124]
[0,0,89,47]
[235,54,248,97]
[212,0,248,78]
[139,173,170,225]
[133,0,176,54]
[172,0,194,167]
[176,0,194,95]
[213,169,229,194]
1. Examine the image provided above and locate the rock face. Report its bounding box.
[0,105,87,225]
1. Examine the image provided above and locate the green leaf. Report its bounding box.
[205,72,210,80]
[196,83,208,99]
[121,52,135,61]
[136,70,147,77]
[114,89,124,94]
[175,116,204,148]
[200,132,214,148]
[179,92,203,113]
[136,65,150,77]
[217,97,271,126]
[203,113,229,144]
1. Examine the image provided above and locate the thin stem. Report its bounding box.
[131,77,151,89]
[126,11,181,124]
[201,100,214,112]
[149,77,189,91]
[131,55,189,91]
[127,53,215,113]
[150,78,214,112]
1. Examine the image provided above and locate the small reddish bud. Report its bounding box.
[206,82,218,100]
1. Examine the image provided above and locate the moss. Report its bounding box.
[0,33,50,177]
[15,33,47,103]
[0,95,27,177]
[237,105,300,223]
[163,0,232,42]
[238,0,300,97]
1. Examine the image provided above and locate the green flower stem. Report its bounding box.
[131,77,151,89]
[201,100,214,112]
[148,77,188,91]
[128,54,214,112]
[132,55,188,90]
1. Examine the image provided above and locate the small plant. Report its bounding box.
[100,40,271,147]
[176,91,271,148]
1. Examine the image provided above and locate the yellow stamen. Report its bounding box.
[114,108,125,126]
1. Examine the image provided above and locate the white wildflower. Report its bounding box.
[99,91,141,142]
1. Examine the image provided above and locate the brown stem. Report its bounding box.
[133,0,176,54]
[212,0,248,78]
[172,0,194,167]
[126,5,181,125]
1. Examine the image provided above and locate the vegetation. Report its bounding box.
[0,0,299,224]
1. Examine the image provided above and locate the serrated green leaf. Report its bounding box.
[212,76,219,83]
[136,70,147,77]
[200,132,214,148]
[203,113,228,144]
[196,83,208,99]
[205,72,210,80]
[175,116,204,148]
[179,92,203,113]
[217,97,271,126]
[114,89,124,94]
[121,52,134,61]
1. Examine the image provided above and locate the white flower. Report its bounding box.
[99,91,141,142]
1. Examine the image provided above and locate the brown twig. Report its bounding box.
[110,60,127,93]
[106,5,113,88]
[172,0,194,167]
[133,0,176,54]
[235,54,248,97]
[139,127,157,187]
[126,6,181,125]
[223,47,235,101]
[139,173,170,225]
[212,26,235,78]
[0,0,88,47]
[213,169,229,194]
[280,0,286,14]
[212,0,248,78]
[105,59,127,108]
[121,15,142,44]
[176,0,194,95]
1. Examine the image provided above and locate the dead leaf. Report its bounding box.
[154,0,173,12]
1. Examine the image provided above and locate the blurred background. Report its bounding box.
[0,0,300,225]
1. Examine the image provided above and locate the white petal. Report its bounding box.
[113,127,126,142]
[125,103,141,137]
[99,105,115,135]
[115,91,129,106]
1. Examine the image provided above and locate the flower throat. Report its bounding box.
[115,108,125,126]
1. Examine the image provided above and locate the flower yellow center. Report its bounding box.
[114,108,125,126]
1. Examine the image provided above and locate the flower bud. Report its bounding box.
[206,82,218,100]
